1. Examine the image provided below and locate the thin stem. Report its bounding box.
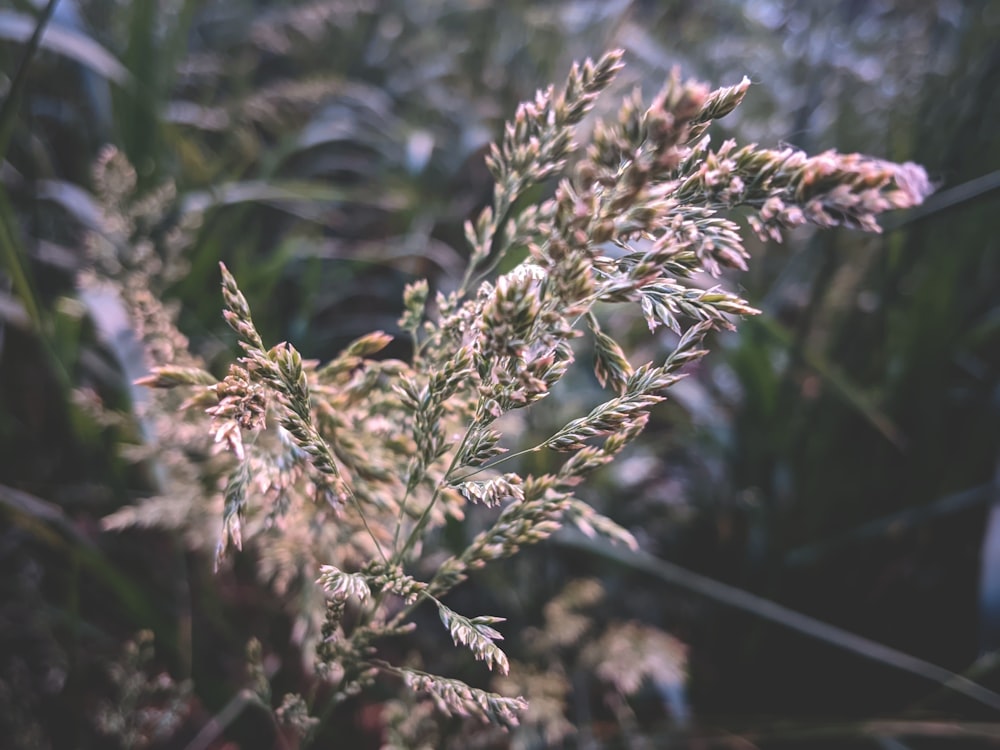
[383,586,433,632]
[450,444,544,483]
[0,186,40,330]
[184,689,292,750]
[0,0,60,160]
[390,480,416,553]
[347,491,389,564]
[391,424,475,565]
[460,193,512,296]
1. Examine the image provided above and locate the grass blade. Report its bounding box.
[0,10,131,86]
[557,529,1000,712]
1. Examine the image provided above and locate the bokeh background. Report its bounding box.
[2,1,999,747]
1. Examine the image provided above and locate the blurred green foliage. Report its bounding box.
[1,0,999,747]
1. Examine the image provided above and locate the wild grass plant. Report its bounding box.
[9,2,999,747]
[90,49,933,743]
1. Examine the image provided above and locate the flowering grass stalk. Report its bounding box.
[119,49,931,733]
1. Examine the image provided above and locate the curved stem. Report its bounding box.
[450,444,544,483]
[391,424,475,566]
[347,492,389,564]
[460,193,512,295]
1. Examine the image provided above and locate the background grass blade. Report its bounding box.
[0,9,131,86]
[557,530,1000,712]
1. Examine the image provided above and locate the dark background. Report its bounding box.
[2,1,999,747]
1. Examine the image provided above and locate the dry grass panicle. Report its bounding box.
[101,50,931,734]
